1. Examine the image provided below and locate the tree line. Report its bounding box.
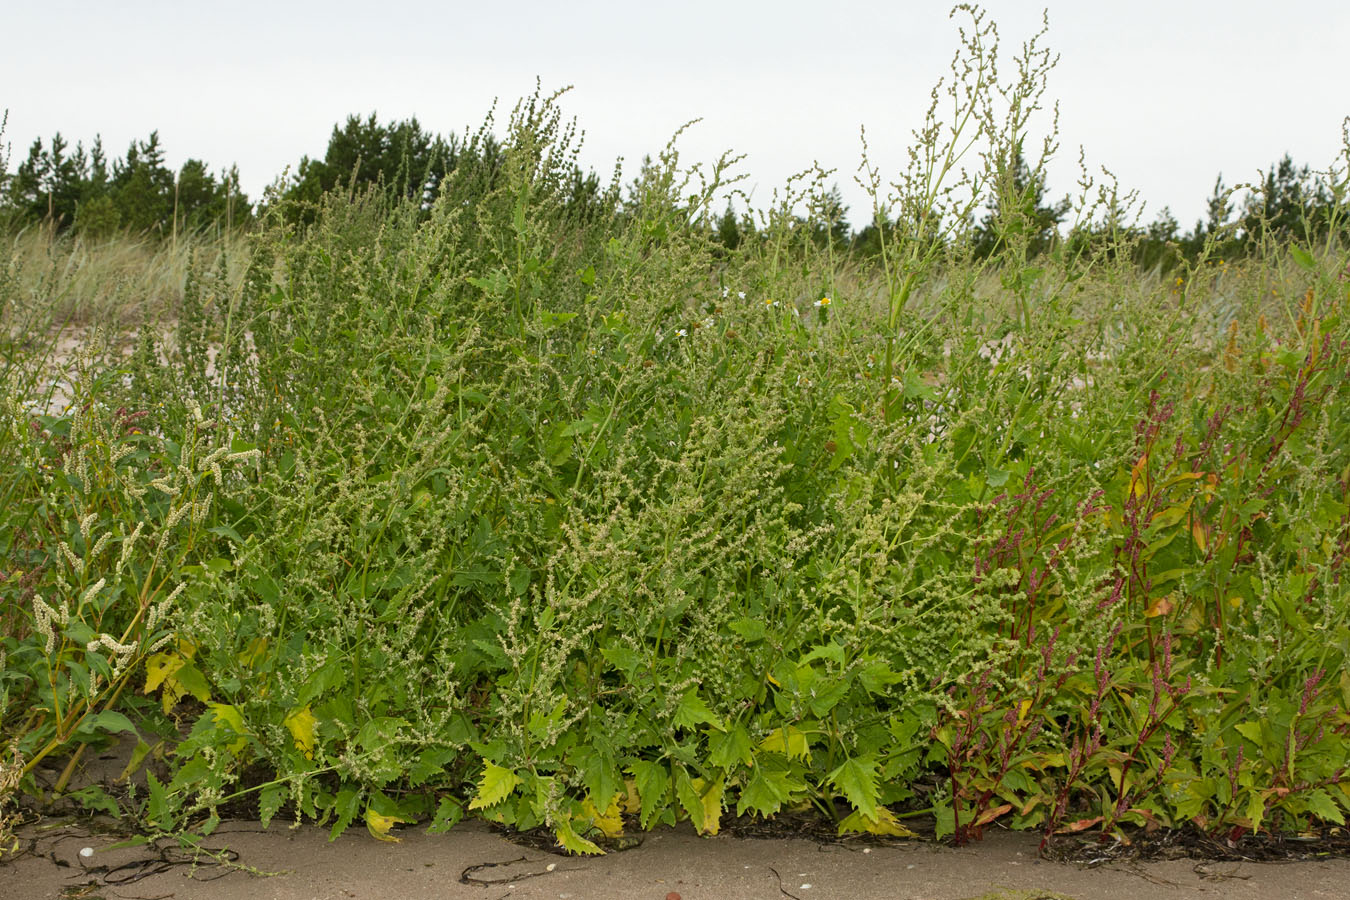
[1,109,1345,269]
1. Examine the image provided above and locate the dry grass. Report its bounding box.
[2,224,250,335]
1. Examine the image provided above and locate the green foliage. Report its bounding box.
[3,11,1350,860]
[0,125,250,237]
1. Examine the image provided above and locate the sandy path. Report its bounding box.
[5,817,1349,900]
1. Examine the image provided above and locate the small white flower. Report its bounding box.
[676,329,688,338]
[721,286,730,298]
[737,291,745,299]
[702,316,715,329]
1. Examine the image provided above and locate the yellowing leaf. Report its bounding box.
[973,802,1013,827]
[580,795,625,839]
[1145,595,1175,618]
[1017,698,1033,724]
[364,806,408,842]
[685,777,729,836]
[1191,518,1209,553]
[207,702,249,754]
[284,706,318,759]
[237,637,268,668]
[837,806,917,837]
[621,777,641,815]
[553,816,604,855]
[759,725,811,762]
[468,761,521,810]
[1130,453,1150,499]
[144,652,185,694]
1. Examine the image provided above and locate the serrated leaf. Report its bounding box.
[674,689,724,731]
[259,782,286,829]
[553,816,604,855]
[284,706,318,759]
[837,806,917,837]
[206,703,249,755]
[330,787,360,841]
[1305,787,1346,825]
[1235,720,1265,746]
[828,755,880,821]
[469,761,522,810]
[365,806,408,842]
[628,760,669,829]
[735,754,797,818]
[759,724,810,762]
[708,724,754,769]
[675,768,724,836]
[580,795,625,838]
[427,797,464,834]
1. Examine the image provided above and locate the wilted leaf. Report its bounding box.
[1145,595,1175,618]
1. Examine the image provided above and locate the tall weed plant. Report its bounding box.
[3,7,1349,855]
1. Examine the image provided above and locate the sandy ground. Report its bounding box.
[4,817,1350,900]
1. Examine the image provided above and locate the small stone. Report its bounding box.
[665,893,682,900]
[79,847,94,858]
[546,863,557,872]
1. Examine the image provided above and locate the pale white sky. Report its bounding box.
[2,1,1347,230]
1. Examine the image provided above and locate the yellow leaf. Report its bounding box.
[207,702,249,755]
[759,725,811,762]
[837,806,917,837]
[1017,698,1033,725]
[1129,453,1150,499]
[364,807,408,842]
[580,795,625,839]
[621,777,641,814]
[688,776,725,836]
[284,706,318,759]
[143,652,185,694]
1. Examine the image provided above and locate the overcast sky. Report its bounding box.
[3,1,1347,230]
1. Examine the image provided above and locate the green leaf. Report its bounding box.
[330,786,361,841]
[553,815,604,855]
[538,310,579,331]
[1235,720,1266,746]
[79,710,136,738]
[427,797,464,834]
[708,724,754,769]
[674,767,724,835]
[735,754,798,818]
[1305,788,1346,825]
[674,690,724,731]
[1291,244,1316,272]
[828,755,880,821]
[728,618,765,642]
[627,759,670,829]
[259,782,286,829]
[469,761,522,810]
